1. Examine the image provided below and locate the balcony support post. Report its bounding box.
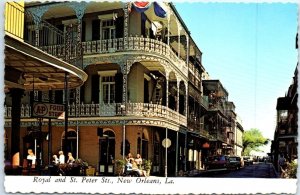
[167,8,170,46]
[185,82,188,117]
[176,80,180,113]
[165,71,169,108]
[63,72,69,158]
[10,88,24,167]
[165,127,168,177]
[121,60,129,159]
[184,132,187,172]
[123,3,129,50]
[175,131,179,176]
[34,26,39,47]
[177,21,181,58]
[186,34,189,66]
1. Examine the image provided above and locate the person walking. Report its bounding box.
[67,152,75,164]
[278,154,287,178]
[26,149,36,169]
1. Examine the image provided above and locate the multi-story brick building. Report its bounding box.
[271,66,298,171]
[4,2,87,170]
[4,2,243,176]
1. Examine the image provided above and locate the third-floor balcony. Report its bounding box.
[39,36,188,75]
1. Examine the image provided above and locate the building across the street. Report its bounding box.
[271,66,298,171]
[271,33,298,172]
[235,115,244,157]
[4,1,244,176]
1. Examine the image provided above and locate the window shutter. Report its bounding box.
[92,19,100,40]
[115,73,123,103]
[115,16,124,38]
[91,75,99,103]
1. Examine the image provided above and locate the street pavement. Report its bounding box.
[192,162,279,178]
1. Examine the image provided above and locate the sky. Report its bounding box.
[174,2,298,151]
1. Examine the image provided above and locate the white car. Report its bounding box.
[243,156,253,165]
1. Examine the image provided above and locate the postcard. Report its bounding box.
[2,0,298,194]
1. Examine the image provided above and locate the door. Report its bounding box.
[99,130,115,175]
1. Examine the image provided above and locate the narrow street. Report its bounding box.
[193,163,278,178]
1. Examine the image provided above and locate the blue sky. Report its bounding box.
[174,3,298,146]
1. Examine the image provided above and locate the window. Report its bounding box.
[98,71,117,104]
[102,19,115,40]
[102,76,115,104]
[153,133,160,165]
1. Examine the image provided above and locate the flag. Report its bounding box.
[132,1,151,13]
[153,2,166,18]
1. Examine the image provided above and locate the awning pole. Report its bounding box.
[165,127,168,177]
[175,131,179,176]
[64,72,69,156]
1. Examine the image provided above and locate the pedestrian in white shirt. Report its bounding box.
[27,149,36,169]
[58,150,65,164]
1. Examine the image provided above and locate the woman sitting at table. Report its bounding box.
[52,155,59,164]
[131,159,146,177]
[135,154,143,169]
[67,152,75,164]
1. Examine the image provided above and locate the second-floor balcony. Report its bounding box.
[217,132,227,143]
[5,102,187,127]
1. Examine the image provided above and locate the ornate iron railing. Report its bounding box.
[201,96,209,110]
[39,36,187,74]
[5,102,187,126]
[217,133,226,142]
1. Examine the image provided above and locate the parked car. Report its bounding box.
[204,155,229,170]
[227,156,242,170]
[243,156,254,165]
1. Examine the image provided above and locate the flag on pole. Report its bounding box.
[132,2,151,13]
[153,2,166,18]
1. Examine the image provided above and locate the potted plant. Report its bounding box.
[143,159,152,177]
[115,159,126,176]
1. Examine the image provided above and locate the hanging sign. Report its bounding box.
[202,142,210,148]
[162,138,171,148]
[32,102,64,119]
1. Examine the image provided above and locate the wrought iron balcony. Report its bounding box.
[39,36,187,74]
[84,36,186,71]
[5,102,187,127]
[199,129,209,138]
[201,96,209,110]
[217,133,226,143]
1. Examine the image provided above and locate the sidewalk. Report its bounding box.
[270,163,280,178]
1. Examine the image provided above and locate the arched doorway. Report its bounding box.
[61,130,77,158]
[137,129,149,160]
[99,129,115,175]
[23,128,47,167]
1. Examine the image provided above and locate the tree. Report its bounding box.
[242,128,269,156]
